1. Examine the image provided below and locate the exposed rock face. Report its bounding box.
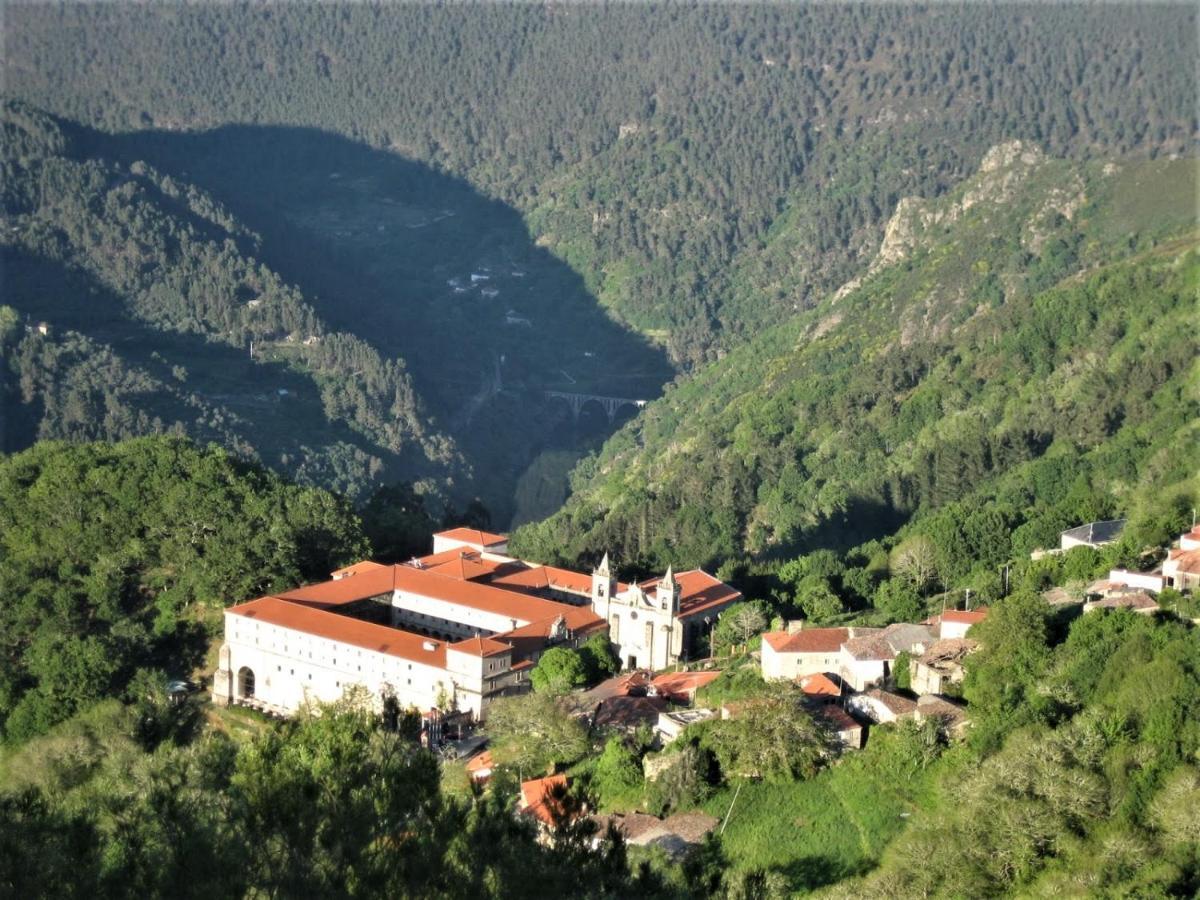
[833,140,1081,301]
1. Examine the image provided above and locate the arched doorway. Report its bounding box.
[238,666,256,699]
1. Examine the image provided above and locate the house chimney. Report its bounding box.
[786,620,804,635]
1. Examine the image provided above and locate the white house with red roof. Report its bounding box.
[760,626,866,681]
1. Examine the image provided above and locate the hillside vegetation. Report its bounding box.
[512,147,1200,581]
[5,4,1194,364]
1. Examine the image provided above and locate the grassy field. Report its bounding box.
[701,728,955,892]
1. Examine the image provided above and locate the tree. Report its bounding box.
[530,647,588,695]
[590,736,644,810]
[484,692,588,775]
[875,578,924,623]
[579,634,619,684]
[713,602,769,653]
[794,575,844,622]
[890,536,940,592]
[962,591,1052,752]
[893,651,913,691]
[701,682,830,781]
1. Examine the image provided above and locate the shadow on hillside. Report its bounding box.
[89,123,673,521]
[1,246,406,487]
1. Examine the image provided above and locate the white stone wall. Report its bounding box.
[839,653,887,691]
[392,588,525,635]
[221,612,457,715]
[761,646,844,681]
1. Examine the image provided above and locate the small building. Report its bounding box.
[931,607,988,640]
[656,708,716,742]
[1180,526,1200,552]
[466,749,494,784]
[431,527,510,556]
[649,669,721,704]
[1083,592,1159,615]
[519,774,570,829]
[915,694,970,739]
[1106,569,1165,594]
[591,695,669,732]
[799,672,843,702]
[911,639,977,696]
[838,623,936,691]
[848,689,919,725]
[814,704,864,750]
[590,810,718,859]
[1060,519,1126,552]
[1163,547,1200,593]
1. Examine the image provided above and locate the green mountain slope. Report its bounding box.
[1,102,674,516]
[511,146,1200,572]
[4,4,1194,365]
[1,103,464,499]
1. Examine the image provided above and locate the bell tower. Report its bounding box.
[656,566,681,616]
[591,552,617,618]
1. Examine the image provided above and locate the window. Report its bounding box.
[277,665,281,672]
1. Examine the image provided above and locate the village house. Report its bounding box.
[915,694,970,739]
[814,704,864,750]
[910,638,978,695]
[760,626,871,681]
[656,708,716,742]
[799,672,843,702]
[928,607,988,640]
[1105,568,1166,594]
[838,622,936,691]
[519,774,571,832]
[1163,526,1200,592]
[847,688,919,724]
[1083,592,1160,615]
[1031,518,1126,559]
[213,529,737,720]
[588,811,718,860]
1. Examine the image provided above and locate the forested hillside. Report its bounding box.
[512,146,1200,582]
[1,103,463,499]
[4,3,1195,364]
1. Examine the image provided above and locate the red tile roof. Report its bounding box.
[941,607,989,625]
[226,596,448,666]
[762,628,852,654]
[650,670,722,697]
[520,774,569,826]
[799,673,842,697]
[466,750,494,777]
[449,635,513,657]
[330,560,387,579]
[434,527,508,548]
[638,570,742,618]
[490,565,594,596]
[392,565,603,632]
[1169,549,1200,575]
[816,705,861,732]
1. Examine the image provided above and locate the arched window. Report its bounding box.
[237,666,256,699]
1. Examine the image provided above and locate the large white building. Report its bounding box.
[213,530,740,718]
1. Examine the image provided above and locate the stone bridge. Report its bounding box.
[545,391,648,423]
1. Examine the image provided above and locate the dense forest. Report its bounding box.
[1,440,1196,896]
[512,146,1200,605]
[2,4,1195,525]
[4,4,1195,366]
